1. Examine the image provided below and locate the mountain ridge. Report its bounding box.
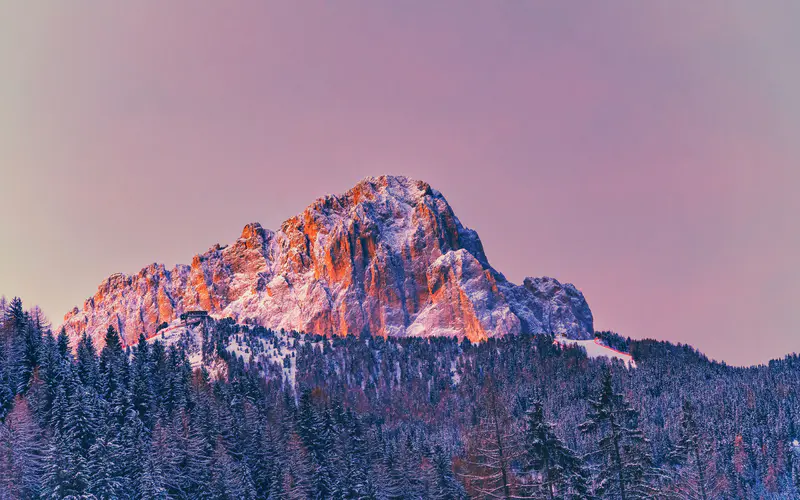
[62,175,593,347]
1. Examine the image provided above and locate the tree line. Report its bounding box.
[1,296,799,498]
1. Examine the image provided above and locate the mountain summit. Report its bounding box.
[62,175,593,346]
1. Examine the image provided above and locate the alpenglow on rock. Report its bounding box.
[62,175,594,347]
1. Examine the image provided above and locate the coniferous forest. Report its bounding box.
[1,296,799,499]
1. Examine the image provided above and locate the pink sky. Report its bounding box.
[1,2,798,365]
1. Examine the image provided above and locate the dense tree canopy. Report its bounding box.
[0,297,799,498]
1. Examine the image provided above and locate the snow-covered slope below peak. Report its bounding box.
[555,335,637,369]
[146,317,307,387]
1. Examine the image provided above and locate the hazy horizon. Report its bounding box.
[2,2,799,365]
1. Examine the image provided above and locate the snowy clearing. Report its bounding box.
[556,336,637,369]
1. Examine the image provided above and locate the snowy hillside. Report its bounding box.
[555,335,637,368]
[148,317,317,389]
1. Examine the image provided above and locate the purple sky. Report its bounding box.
[1,2,798,365]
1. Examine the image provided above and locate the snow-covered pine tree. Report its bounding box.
[209,434,257,499]
[283,432,313,500]
[183,409,213,496]
[131,333,157,429]
[40,427,77,499]
[42,376,98,499]
[431,444,467,500]
[0,346,14,422]
[382,442,419,500]
[460,379,521,499]
[520,399,591,499]
[330,408,370,499]
[119,403,150,493]
[13,317,42,394]
[76,331,100,389]
[580,370,656,499]
[55,328,70,360]
[2,297,38,395]
[148,414,185,497]
[138,450,169,499]
[668,399,719,500]
[296,389,337,499]
[87,434,125,498]
[99,325,128,399]
[0,395,43,498]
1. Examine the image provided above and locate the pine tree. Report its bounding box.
[183,410,213,497]
[76,331,100,388]
[209,435,257,499]
[56,328,70,360]
[87,435,125,498]
[100,325,127,398]
[13,318,42,393]
[283,432,313,500]
[580,370,655,499]
[383,435,426,499]
[0,349,14,421]
[41,428,77,499]
[138,448,169,499]
[117,402,152,494]
[61,379,100,495]
[1,298,42,395]
[0,396,44,498]
[149,415,187,498]
[520,399,590,499]
[132,333,156,428]
[295,389,336,499]
[460,380,520,499]
[149,339,168,411]
[669,399,718,500]
[431,445,466,500]
[331,409,371,499]
[3,298,25,342]
[42,378,95,498]
[382,445,410,499]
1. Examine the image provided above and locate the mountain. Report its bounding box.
[62,175,593,347]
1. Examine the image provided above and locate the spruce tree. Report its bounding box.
[580,370,655,499]
[431,445,466,500]
[87,435,125,498]
[669,399,717,500]
[0,350,14,421]
[76,332,100,389]
[0,396,44,498]
[42,378,95,498]
[209,435,257,499]
[132,333,156,428]
[56,328,70,360]
[283,432,313,500]
[460,380,520,499]
[13,319,42,393]
[521,399,590,499]
[99,325,128,400]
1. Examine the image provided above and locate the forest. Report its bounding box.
[1,296,799,499]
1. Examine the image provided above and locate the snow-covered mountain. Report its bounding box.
[62,175,593,347]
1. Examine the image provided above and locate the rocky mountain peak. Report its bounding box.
[62,175,593,348]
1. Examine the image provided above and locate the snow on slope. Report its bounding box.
[556,335,637,368]
[146,316,320,389]
[225,331,312,389]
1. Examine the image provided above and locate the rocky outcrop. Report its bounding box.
[62,175,593,347]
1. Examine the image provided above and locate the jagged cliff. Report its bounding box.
[62,176,593,346]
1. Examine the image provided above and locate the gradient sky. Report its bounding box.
[1,2,798,365]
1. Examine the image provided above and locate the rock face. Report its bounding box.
[62,175,593,347]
